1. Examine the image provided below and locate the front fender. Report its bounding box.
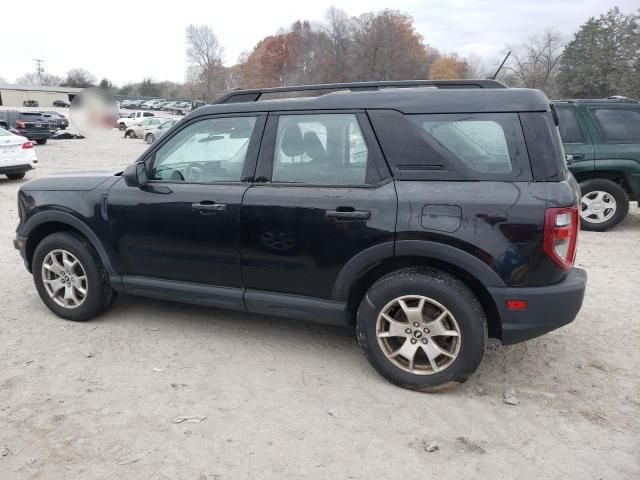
[18,210,116,275]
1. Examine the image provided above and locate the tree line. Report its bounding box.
[9,6,639,101]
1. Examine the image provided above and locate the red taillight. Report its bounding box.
[544,206,579,270]
[22,141,33,149]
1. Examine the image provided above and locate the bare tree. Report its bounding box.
[62,68,96,88]
[502,29,564,96]
[323,7,352,81]
[185,25,225,100]
[16,72,63,86]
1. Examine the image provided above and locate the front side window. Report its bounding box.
[591,108,640,142]
[160,121,174,129]
[273,114,370,185]
[556,108,584,143]
[150,116,257,183]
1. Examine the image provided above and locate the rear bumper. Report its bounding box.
[0,163,34,175]
[489,268,587,345]
[20,130,51,140]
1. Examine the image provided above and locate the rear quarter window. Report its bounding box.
[369,110,531,181]
[556,108,585,143]
[590,107,640,142]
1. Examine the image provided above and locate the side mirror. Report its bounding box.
[123,162,148,187]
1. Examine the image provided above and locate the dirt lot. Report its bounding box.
[0,127,639,479]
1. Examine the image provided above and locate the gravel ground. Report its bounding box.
[0,127,639,479]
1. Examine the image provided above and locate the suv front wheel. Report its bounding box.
[33,232,116,321]
[356,268,486,392]
[579,179,629,232]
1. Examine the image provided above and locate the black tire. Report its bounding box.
[32,232,116,321]
[356,267,487,392]
[145,133,155,144]
[579,179,629,232]
[125,130,136,139]
[36,138,47,145]
[6,172,25,180]
[118,123,126,131]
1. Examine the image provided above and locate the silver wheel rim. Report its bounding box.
[41,249,88,309]
[376,295,461,375]
[581,190,616,224]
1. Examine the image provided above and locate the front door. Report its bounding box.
[239,112,396,301]
[107,114,265,287]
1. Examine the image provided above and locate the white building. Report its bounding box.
[0,84,82,107]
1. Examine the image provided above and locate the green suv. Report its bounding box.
[554,98,640,231]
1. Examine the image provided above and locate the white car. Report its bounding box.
[0,127,37,180]
[116,111,155,130]
[124,117,170,139]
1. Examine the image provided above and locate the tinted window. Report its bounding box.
[410,114,522,175]
[273,114,370,185]
[592,108,640,142]
[556,108,584,143]
[150,116,257,183]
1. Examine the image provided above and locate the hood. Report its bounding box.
[20,169,122,191]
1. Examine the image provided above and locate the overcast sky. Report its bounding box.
[1,0,636,86]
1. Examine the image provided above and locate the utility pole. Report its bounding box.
[33,59,44,85]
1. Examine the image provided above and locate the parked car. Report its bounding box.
[124,117,170,139]
[553,97,640,231]
[22,100,39,107]
[116,111,154,130]
[120,100,133,109]
[162,101,179,111]
[0,110,51,144]
[144,119,177,144]
[53,100,70,108]
[13,80,587,392]
[128,100,145,109]
[172,102,191,115]
[0,127,38,180]
[43,111,69,130]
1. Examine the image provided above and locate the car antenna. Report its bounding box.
[492,51,511,80]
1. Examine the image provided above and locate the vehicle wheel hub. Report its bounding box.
[581,190,616,223]
[41,249,88,309]
[376,295,461,375]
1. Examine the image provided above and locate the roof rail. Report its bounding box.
[215,79,507,104]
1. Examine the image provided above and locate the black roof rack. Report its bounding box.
[215,79,507,104]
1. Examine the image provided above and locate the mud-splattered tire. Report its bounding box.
[32,232,116,321]
[356,267,487,392]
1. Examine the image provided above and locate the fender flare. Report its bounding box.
[20,210,116,275]
[331,240,505,302]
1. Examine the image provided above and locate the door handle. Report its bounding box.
[192,202,227,214]
[325,208,371,221]
[565,153,584,164]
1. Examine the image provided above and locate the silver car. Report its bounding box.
[144,119,177,144]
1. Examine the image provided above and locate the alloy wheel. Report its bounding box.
[376,295,461,375]
[581,190,616,224]
[41,249,88,309]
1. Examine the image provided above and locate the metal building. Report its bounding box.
[0,84,82,107]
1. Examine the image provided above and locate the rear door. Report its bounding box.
[239,111,396,303]
[555,104,595,175]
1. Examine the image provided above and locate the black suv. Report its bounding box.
[0,110,52,144]
[14,80,587,391]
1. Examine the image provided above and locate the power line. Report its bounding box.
[33,59,44,85]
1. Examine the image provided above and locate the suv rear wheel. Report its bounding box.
[6,172,25,180]
[356,268,486,392]
[579,179,629,232]
[33,232,116,321]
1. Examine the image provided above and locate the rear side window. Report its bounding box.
[591,108,640,142]
[556,108,584,143]
[369,110,531,181]
[415,116,513,175]
[272,114,374,185]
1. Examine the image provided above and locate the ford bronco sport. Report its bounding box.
[14,80,587,391]
[554,97,640,231]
